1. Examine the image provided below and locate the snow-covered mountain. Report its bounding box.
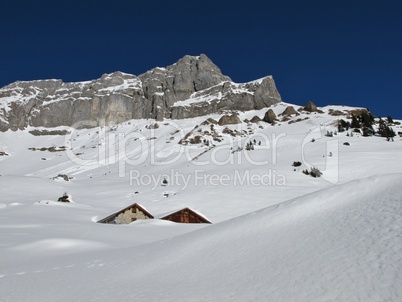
[1,56,401,301]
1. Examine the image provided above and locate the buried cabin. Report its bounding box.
[98,203,211,225]
[98,203,154,224]
[160,207,212,224]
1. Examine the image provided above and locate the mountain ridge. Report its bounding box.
[0,54,281,131]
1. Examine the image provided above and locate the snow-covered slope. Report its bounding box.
[1,101,401,301]
[1,174,401,301]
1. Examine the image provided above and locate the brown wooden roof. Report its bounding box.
[160,207,211,224]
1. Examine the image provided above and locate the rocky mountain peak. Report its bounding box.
[0,54,282,131]
[169,54,227,77]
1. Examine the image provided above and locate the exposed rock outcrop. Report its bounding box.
[250,116,261,123]
[304,101,318,112]
[281,106,299,116]
[218,113,242,126]
[0,54,282,131]
[53,174,72,181]
[169,76,281,120]
[263,109,277,123]
[29,129,71,136]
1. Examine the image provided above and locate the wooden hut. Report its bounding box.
[160,207,211,224]
[98,203,154,224]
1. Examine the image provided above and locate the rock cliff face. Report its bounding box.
[0,54,282,131]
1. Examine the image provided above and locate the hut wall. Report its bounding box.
[163,210,206,223]
[115,208,152,224]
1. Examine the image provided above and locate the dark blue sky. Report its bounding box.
[1,0,401,117]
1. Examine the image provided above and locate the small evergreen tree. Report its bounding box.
[361,111,375,128]
[245,142,254,151]
[378,118,395,138]
[302,167,322,178]
[362,126,375,137]
[310,167,322,178]
[360,112,375,136]
[351,115,360,128]
[338,119,350,131]
[338,122,343,133]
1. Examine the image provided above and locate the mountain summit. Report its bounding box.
[0,54,281,131]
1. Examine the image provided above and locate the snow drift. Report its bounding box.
[2,174,401,301]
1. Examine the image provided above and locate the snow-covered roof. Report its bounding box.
[158,207,212,224]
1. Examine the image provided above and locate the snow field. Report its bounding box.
[1,103,402,301]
